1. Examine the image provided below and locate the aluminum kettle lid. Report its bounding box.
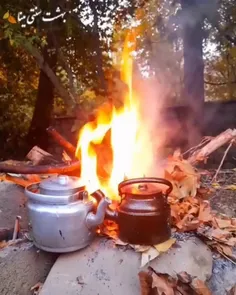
[39,175,85,192]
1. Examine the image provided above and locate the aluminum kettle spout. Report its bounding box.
[85,190,112,229]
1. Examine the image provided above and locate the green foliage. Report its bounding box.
[0,0,143,158]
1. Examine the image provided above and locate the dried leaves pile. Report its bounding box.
[166,154,236,263]
[100,153,236,264]
[139,268,212,295]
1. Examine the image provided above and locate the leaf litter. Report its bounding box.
[139,268,212,295]
[98,152,236,291]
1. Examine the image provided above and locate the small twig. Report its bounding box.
[211,140,234,183]
[182,137,212,157]
[188,129,236,164]
[218,250,236,266]
[12,216,21,241]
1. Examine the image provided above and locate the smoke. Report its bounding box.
[133,73,171,177]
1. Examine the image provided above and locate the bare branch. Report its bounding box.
[51,32,77,98]
[21,39,75,107]
[204,80,236,86]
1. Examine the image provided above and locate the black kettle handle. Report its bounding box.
[118,177,173,197]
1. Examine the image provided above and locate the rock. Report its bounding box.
[147,236,213,281]
[0,242,57,295]
[40,236,213,295]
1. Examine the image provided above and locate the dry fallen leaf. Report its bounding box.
[152,272,175,295]
[115,239,128,246]
[131,245,151,253]
[227,284,236,295]
[165,157,199,199]
[224,185,236,191]
[177,271,192,284]
[215,217,234,229]
[211,228,232,241]
[138,271,153,295]
[139,269,213,295]
[141,247,160,268]
[215,243,236,261]
[0,240,8,249]
[198,201,212,223]
[211,183,220,189]
[154,238,176,253]
[190,278,212,295]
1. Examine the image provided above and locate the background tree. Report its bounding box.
[1,0,236,159]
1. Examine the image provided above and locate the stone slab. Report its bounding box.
[40,236,212,295]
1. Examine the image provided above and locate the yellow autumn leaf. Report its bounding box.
[154,238,176,252]
[212,182,220,189]
[8,15,17,24]
[3,11,9,19]
[225,184,236,190]
[131,245,151,253]
[140,247,159,268]
[0,70,6,82]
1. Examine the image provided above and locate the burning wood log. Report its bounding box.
[0,160,80,174]
[47,126,76,156]
[3,174,33,187]
[188,128,236,164]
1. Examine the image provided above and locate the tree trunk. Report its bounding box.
[181,0,205,147]
[89,0,107,94]
[26,32,57,150]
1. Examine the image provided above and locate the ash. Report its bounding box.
[172,231,196,241]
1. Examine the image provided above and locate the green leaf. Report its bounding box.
[3,11,9,19]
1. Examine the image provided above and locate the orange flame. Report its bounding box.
[76,28,156,200]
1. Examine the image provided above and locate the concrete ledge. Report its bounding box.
[0,242,57,295]
[40,237,212,295]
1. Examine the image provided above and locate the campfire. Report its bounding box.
[75,28,159,200]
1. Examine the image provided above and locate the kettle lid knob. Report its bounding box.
[57,175,69,186]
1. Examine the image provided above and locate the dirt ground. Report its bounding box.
[202,169,236,217]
